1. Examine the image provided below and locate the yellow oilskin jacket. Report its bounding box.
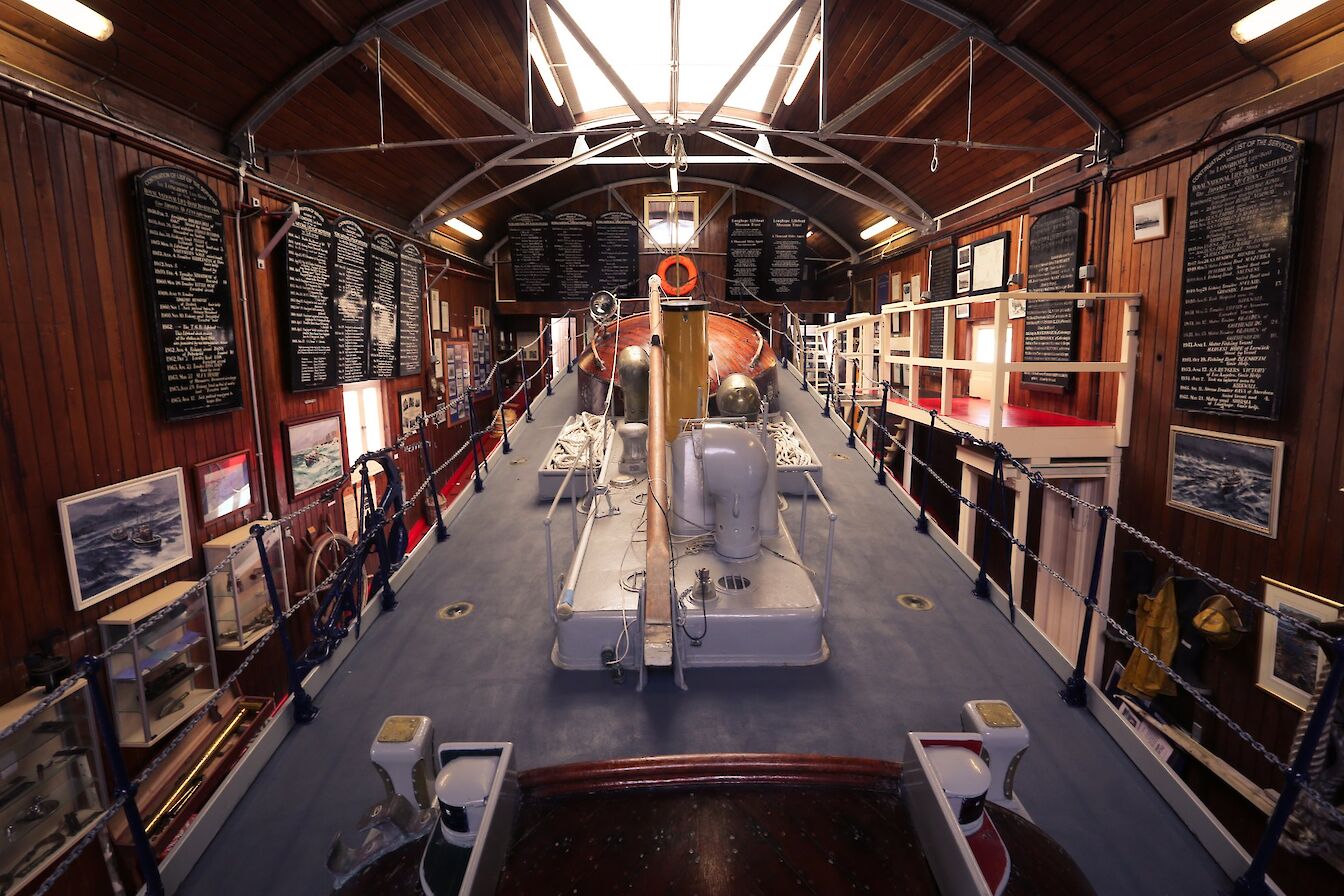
[1119,577,1179,698]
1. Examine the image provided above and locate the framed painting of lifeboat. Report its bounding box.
[57,468,193,611]
[282,413,348,501]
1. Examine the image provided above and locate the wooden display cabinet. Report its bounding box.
[98,582,219,747]
[203,522,286,652]
[0,681,108,894]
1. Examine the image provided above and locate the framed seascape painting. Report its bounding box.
[1258,578,1342,710]
[282,413,348,500]
[1166,426,1283,536]
[58,468,193,611]
[399,388,424,436]
[1132,196,1169,243]
[195,450,253,524]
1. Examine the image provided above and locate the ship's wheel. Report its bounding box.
[305,529,370,610]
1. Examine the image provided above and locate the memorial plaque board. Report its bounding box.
[280,204,337,391]
[767,214,808,302]
[1175,135,1304,419]
[551,212,594,302]
[928,244,955,302]
[1023,208,1082,392]
[727,214,766,301]
[133,167,243,419]
[876,272,890,307]
[330,217,370,384]
[594,211,639,295]
[508,212,552,301]
[368,233,400,378]
[397,242,425,377]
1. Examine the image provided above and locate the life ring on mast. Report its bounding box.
[657,255,698,296]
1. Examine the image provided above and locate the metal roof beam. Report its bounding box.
[538,0,662,131]
[702,130,928,232]
[230,0,451,151]
[901,0,1122,156]
[781,133,931,223]
[413,138,548,229]
[691,0,804,132]
[418,130,642,234]
[819,27,968,136]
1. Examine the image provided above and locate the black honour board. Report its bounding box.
[927,245,956,356]
[727,214,767,301]
[594,211,639,295]
[1023,207,1082,392]
[508,213,552,301]
[397,242,425,377]
[331,217,371,384]
[767,215,807,302]
[1175,135,1305,419]
[281,204,337,392]
[368,233,400,378]
[550,213,595,302]
[133,167,243,419]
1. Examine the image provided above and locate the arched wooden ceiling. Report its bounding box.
[2,0,1342,258]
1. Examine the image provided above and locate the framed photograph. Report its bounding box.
[956,245,971,269]
[1258,578,1342,710]
[970,232,1010,295]
[1133,196,1169,243]
[1008,298,1027,320]
[57,468,193,611]
[1166,426,1283,536]
[955,303,971,320]
[282,413,348,500]
[519,332,540,362]
[956,269,971,294]
[901,281,913,302]
[398,389,424,436]
[195,450,253,525]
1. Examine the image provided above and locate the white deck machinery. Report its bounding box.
[545,277,835,688]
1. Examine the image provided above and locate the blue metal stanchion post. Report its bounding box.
[875,382,890,486]
[494,367,512,454]
[520,356,534,422]
[418,416,448,542]
[253,524,319,722]
[846,378,858,448]
[1234,634,1344,894]
[546,357,554,396]
[972,450,1007,600]
[1060,505,1111,707]
[915,411,935,533]
[466,397,484,493]
[821,370,832,417]
[80,656,165,895]
[365,508,399,612]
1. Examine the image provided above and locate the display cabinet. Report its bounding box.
[0,681,108,894]
[204,522,286,651]
[99,582,219,747]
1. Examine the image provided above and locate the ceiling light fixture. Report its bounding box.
[18,0,113,40]
[446,219,483,241]
[528,32,565,106]
[1230,0,1327,43]
[860,216,897,240]
[669,166,679,194]
[782,33,822,106]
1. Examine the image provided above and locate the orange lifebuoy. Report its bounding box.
[657,255,698,296]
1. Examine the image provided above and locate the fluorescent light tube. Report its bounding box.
[19,0,113,41]
[528,32,565,106]
[783,33,822,106]
[1231,0,1327,43]
[446,218,483,241]
[670,166,679,194]
[860,216,897,240]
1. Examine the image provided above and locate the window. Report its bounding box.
[969,323,1013,401]
[342,381,386,474]
[644,193,699,249]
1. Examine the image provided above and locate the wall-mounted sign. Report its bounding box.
[397,242,425,377]
[550,212,595,302]
[281,204,337,391]
[766,214,808,302]
[1175,134,1305,419]
[1023,208,1082,392]
[367,233,400,378]
[508,212,552,301]
[727,213,767,301]
[133,167,243,419]
[969,232,1010,295]
[330,217,370,384]
[593,211,639,295]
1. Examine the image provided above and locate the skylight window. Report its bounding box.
[542,0,804,122]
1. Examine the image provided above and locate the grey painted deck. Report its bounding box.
[184,370,1229,896]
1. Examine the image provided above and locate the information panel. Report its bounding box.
[397,242,425,377]
[727,213,766,301]
[593,211,639,295]
[280,204,337,392]
[1175,135,1304,419]
[928,244,955,302]
[550,212,594,302]
[368,233,400,378]
[508,212,552,301]
[133,167,243,419]
[1023,207,1082,392]
[767,214,807,302]
[330,217,370,384]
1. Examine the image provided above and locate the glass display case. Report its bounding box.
[98,581,218,747]
[0,682,107,893]
[204,522,286,651]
